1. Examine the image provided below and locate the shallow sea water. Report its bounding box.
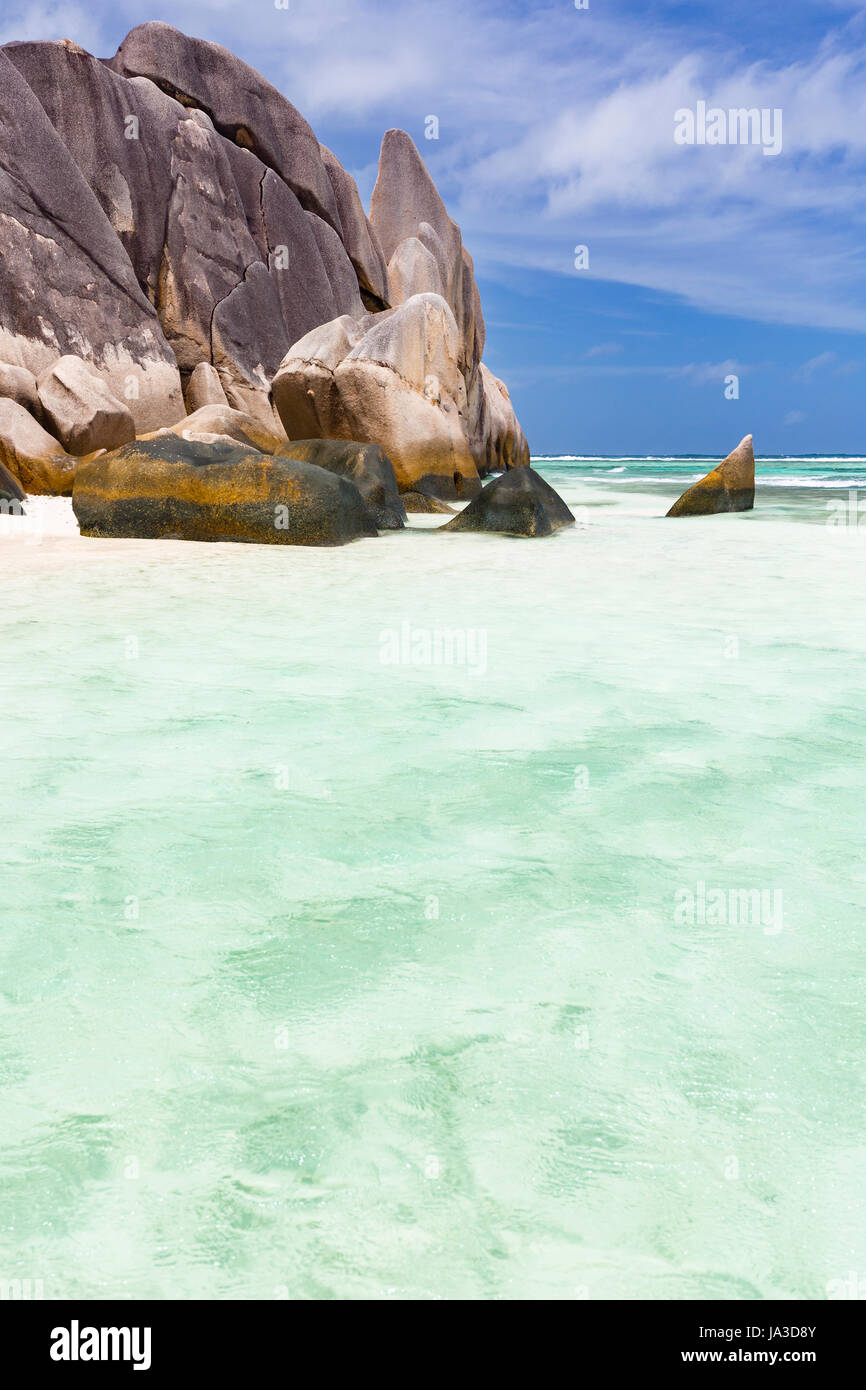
[1,459,864,1300]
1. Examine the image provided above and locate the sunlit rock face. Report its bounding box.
[667,436,756,517]
[0,25,528,494]
[273,130,529,497]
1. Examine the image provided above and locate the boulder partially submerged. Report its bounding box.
[444,466,575,538]
[667,435,755,517]
[72,436,379,546]
[274,439,406,529]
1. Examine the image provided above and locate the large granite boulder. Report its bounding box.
[469,365,531,474]
[444,466,575,538]
[274,439,406,529]
[370,132,468,345]
[72,436,379,546]
[206,175,362,424]
[0,46,184,433]
[160,404,284,455]
[667,435,755,516]
[273,129,527,485]
[370,133,486,394]
[387,237,443,304]
[37,355,136,456]
[0,399,77,495]
[153,112,359,417]
[184,362,229,413]
[273,293,481,498]
[0,361,40,416]
[5,40,184,316]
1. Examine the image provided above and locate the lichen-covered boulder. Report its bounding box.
[667,435,755,516]
[444,466,575,538]
[274,439,406,529]
[72,436,379,546]
[0,398,77,495]
[401,492,456,514]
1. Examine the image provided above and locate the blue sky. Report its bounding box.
[3,0,866,455]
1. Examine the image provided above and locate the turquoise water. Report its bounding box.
[1,458,865,1300]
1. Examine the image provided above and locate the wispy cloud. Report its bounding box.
[3,0,866,335]
[583,342,623,359]
[0,1,104,49]
[796,351,839,381]
[796,350,863,379]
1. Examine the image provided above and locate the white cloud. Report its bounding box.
[0,2,104,50]
[247,0,866,333]
[4,0,866,333]
[583,342,623,359]
[796,351,838,381]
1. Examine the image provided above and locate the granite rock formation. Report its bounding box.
[273,130,530,497]
[444,466,575,538]
[73,437,379,546]
[667,436,756,517]
[273,440,406,530]
[153,405,284,455]
[0,363,40,416]
[37,355,136,456]
[0,23,529,510]
[272,294,482,498]
[0,400,77,495]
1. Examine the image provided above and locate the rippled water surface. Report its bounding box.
[1,459,864,1299]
